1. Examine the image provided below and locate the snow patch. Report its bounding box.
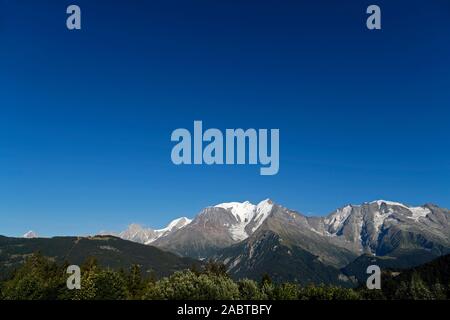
[373,209,393,233]
[407,207,431,221]
[370,200,408,208]
[325,205,353,233]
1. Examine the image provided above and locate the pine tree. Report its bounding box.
[126,264,144,300]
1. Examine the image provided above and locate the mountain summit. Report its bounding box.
[213,199,274,241]
[23,231,38,239]
[105,217,192,245]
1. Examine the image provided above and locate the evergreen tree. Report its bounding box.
[1,253,66,300]
[203,260,228,277]
[409,273,433,300]
[274,283,299,300]
[237,279,266,300]
[126,264,145,300]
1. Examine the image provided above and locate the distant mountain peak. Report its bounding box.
[155,217,192,234]
[23,231,38,239]
[116,216,192,245]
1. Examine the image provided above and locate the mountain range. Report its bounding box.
[10,199,450,285]
[99,199,450,284]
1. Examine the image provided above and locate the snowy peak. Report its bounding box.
[253,199,274,232]
[170,217,192,228]
[213,199,274,241]
[118,224,157,244]
[155,217,192,235]
[215,201,256,223]
[324,205,354,234]
[23,231,38,239]
[214,199,273,218]
[116,217,192,245]
[257,198,274,210]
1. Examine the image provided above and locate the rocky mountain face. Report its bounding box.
[214,229,356,286]
[313,200,450,256]
[212,203,358,285]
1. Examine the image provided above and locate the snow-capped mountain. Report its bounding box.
[152,199,275,258]
[23,231,38,238]
[324,200,432,236]
[108,217,192,245]
[312,200,450,255]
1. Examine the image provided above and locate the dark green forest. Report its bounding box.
[0,253,449,300]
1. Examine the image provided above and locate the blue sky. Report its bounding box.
[1,0,449,236]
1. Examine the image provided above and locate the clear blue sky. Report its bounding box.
[1,0,449,237]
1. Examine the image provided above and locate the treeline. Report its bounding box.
[0,253,449,300]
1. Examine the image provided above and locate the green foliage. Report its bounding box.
[392,273,434,300]
[274,283,300,300]
[0,253,448,300]
[299,284,361,300]
[237,279,266,300]
[142,270,240,300]
[380,254,450,300]
[126,265,146,300]
[408,273,433,300]
[1,253,66,300]
[203,260,229,278]
[260,273,272,286]
[260,282,276,300]
[357,288,386,300]
[431,283,446,300]
[74,267,127,300]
